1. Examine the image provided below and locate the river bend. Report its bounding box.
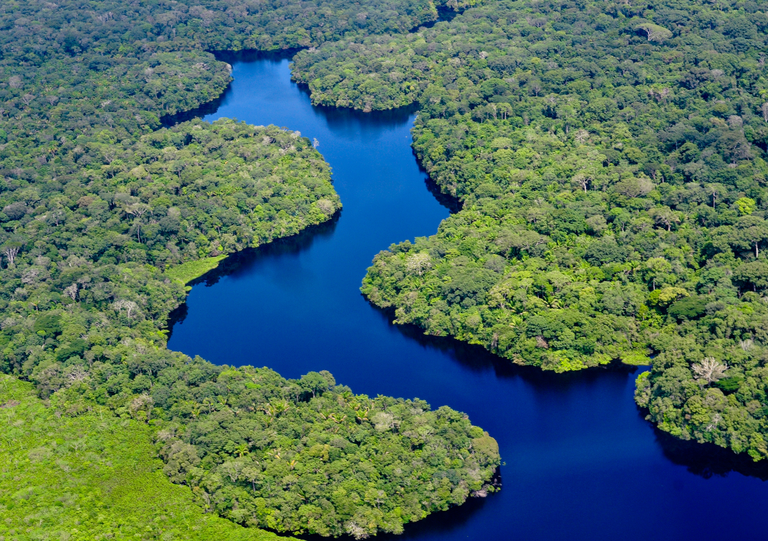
[169,55,768,541]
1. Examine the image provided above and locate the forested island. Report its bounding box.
[0,0,500,538]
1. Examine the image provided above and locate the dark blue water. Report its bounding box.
[169,57,768,540]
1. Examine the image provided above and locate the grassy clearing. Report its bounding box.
[165,255,227,286]
[620,352,652,366]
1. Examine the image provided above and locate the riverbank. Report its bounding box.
[169,54,768,541]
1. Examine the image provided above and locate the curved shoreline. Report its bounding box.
[167,53,768,541]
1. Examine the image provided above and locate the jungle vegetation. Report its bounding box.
[0,0,500,538]
[0,374,292,541]
[291,0,768,460]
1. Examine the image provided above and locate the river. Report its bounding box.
[168,54,768,540]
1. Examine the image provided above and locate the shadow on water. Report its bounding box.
[294,80,421,130]
[388,304,768,484]
[165,52,423,139]
[422,167,462,214]
[160,90,232,127]
[161,49,302,127]
[652,425,768,481]
[297,492,492,541]
[217,49,421,132]
[214,47,421,131]
[212,48,303,64]
[197,211,340,287]
[374,300,641,384]
[166,212,340,335]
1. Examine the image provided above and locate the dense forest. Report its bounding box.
[0,0,501,538]
[5,0,768,533]
[1,374,291,540]
[2,370,498,539]
[292,0,768,460]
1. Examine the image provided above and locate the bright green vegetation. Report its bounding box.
[167,255,227,286]
[0,374,292,541]
[0,0,501,536]
[293,0,768,460]
[160,368,499,537]
[2,361,499,540]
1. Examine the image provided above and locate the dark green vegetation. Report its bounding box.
[0,0,500,537]
[292,0,768,460]
[1,374,291,540]
[0,119,339,395]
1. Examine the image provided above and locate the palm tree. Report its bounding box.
[235,443,250,457]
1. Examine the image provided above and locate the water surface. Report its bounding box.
[169,57,768,540]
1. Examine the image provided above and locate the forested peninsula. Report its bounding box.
[0,0,500,538]
[293,0,768,461]
[5,0,768,535]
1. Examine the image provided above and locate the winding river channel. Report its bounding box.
[169,54,768,540]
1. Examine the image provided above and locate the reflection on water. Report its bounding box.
[169,57,768,541]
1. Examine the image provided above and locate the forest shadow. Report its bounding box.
[297,486,493,541]
[409,5,465,32]
[160,88,232,126]
[212,48,303,64]
[652,425,768,481]
[387,306,768,482]
[166,212,340,334]
[421,161,462,214]
[194,211,340,287]
[294,80,420,132]
[215,48,422,133]
[368,301,642,392]
[167,47,423,144]
[161,49,303,126]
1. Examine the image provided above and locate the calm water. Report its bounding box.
[169,56,768,540]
